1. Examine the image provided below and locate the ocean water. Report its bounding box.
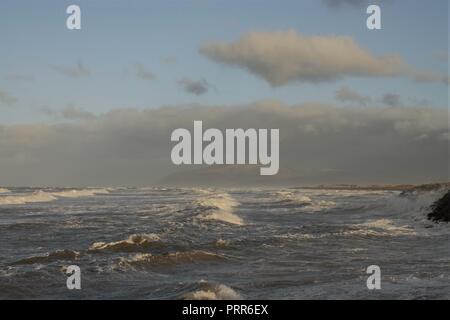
[0,186,448,300]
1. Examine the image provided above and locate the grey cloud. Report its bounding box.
[335,86,371,106]
[382,93,402,107]
[178,78,210,95]
[335,87,432,108]
[0,90,18,106]
[0,101,448,186]
[39,105,96,120]
[412,70,449,85]
[200,30,446,86]
[52,61,91,78]
[134,62,155,80]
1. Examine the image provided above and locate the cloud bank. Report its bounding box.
[0,101,447,186]
[200,30,446,86]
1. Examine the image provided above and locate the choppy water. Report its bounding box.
[0,186,448,299]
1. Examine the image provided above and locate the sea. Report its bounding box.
[0,186,448,299]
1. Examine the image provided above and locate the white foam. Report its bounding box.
[215,238,231,247]
[53,188,110,198]
[276,191,313,204]
[0,188,11,194]
[0,191,57,205]
[116,251,225,271]
[183,283,242,300]
[278,218,416,240]
[353,219,416,236]
[89,233,160,251]
[196,193,244,225]
[275,190,336,212]
[0,188,110,206]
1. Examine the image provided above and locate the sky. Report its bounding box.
[0,0,448,186]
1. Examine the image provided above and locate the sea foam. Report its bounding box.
[181,282,242,300]
[0,188,109,205]
[196,192,244,225]
[89,233,161,252]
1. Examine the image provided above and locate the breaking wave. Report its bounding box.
[89,233,161,252]
[0,188,11,194]
[117,250,225,269]
[276,191,313,204]
[181,282,243,300]
[0,188,109,205]
[53,188,110,198]
[11,250,80,265]
[352,219,416,236]
[0,192,57,205]
[274,190,336,212]
[278,218,416,241]
[195,193,244,225]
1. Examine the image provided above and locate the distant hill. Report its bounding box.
[157,165,350,187]
[158,165,450,190]
[158,165,301,187]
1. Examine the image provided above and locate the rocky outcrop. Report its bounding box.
[428,190,450,223]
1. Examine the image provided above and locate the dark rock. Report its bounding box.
[428,190,450,223]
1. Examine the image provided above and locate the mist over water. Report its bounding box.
[0,187,448,299]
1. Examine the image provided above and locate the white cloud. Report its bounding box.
[200,30,446,86]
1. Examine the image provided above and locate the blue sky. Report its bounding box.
[0,0,448,123]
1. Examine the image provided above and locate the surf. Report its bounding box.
[0,188,110,205]
[194,192,244,225]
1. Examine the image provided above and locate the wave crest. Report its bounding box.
[0,188,11,194]
[278,218,416,241]
[89,233,161,252]
[117,250,225,269]
[12,250,80,265]
[273,191,337,212]
[195,193,244,225]
[53,188,110,198]
[0,191,57,205]
[0,188,109,205]
[352,219,416,236]
[181,282,242,300]
[276,191,313,204]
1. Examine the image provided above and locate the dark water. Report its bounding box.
[0,187,448,299]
